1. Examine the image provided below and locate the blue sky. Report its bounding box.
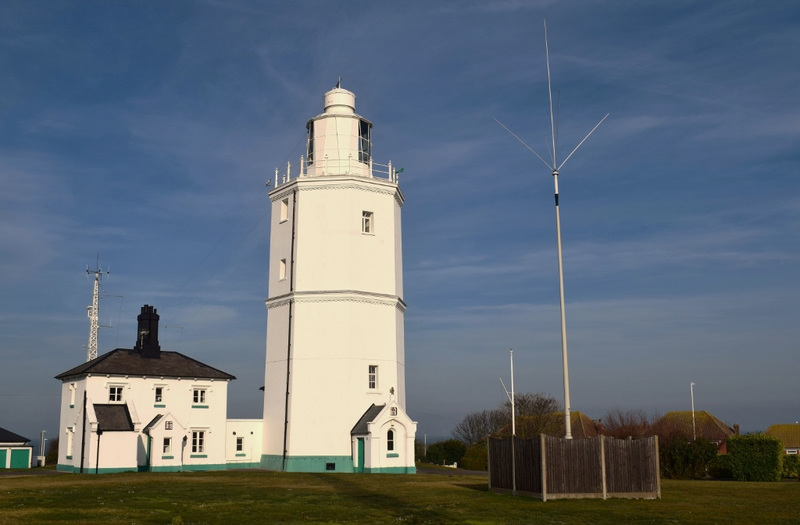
[2,1,799,446]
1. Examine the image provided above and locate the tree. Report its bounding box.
[452,410,496,446]
[452,392,561,444]
[425,439,466,466]
[600,408,652,439]
[502,392,561,438]
[46,437,59,465]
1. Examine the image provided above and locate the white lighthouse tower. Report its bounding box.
[262,85,416,473]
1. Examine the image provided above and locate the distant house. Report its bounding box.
[765,424,800,455]
[0,427,32,469]
[54,305,261,473]
[648,411,737,452]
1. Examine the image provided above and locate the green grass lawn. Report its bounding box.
[0,470,798,524]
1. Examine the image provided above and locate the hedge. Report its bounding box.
[726,434,784,482]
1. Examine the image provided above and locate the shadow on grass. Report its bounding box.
[311,473,453,522]
[453,482,489,492]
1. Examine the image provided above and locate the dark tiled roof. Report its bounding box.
[0,426,30,444]
[143,414,164,434]
[94,404,135,432]
[55,349,235,381]
[351,404,385,435]
[766,424,800,448]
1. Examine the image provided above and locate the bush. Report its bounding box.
[708,453,733,479]
[424,439,466,466]
[46,437,60,465]
[459,443,488,471]
[782,454,799,479]
[659,435,717,479]
[727,434,783,482]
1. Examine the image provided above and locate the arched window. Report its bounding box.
[387,429,395,451]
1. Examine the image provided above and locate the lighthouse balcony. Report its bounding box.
[273,155,400,188]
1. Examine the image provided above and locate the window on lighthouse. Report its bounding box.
[358,119,371,163]
[368,365,378,389]
[362,211,373,234]
[306,121,314,164]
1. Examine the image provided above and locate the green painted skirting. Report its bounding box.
[58,461,259,474]
[364,466,416,474]
[260,454,354,472]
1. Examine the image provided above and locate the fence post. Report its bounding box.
[486,437,492,491]
[540,434,547,502]
[654,435,661,499]
[600,436,607,500]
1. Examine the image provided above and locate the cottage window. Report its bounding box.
[165,421,173,430]
[155,387,163,403]
[387,429,395,451]
[109,386,123,403]
[193,388,206,405]
[236,437,244,452]
[192,431,205,454]
[163,437,172,454]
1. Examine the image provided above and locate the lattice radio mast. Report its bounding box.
[85,262,109,362]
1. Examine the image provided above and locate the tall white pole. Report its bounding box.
[510,349,516,496]
[690,382,696,441]
[553,171,572,439]
[510,349,516,437]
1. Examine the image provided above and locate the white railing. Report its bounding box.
[272,155,400,188]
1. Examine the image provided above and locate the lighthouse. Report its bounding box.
[261,85,416,473]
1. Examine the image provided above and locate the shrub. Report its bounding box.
[460,443,488,471]
[782,454,799,479]
[424,439,466,466]
[727,434,783,482]
[708,453,733,479]
[659,435,717,479]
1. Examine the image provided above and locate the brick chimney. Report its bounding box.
[134,304,161,358]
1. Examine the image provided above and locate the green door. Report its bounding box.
[10,449,29,469]
[0,449,6,468]
[357,438,365,473]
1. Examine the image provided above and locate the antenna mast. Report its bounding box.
[495,20,609,440]
[85,261,109,362]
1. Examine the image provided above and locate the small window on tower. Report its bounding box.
[155,387,163,404]
[307,121,315,164]
[387,429,395,451]
[358,119,371,163]
[362,211,373,234]
[368,365,378,390]
[280,198,289,222]
[279,259,287,281]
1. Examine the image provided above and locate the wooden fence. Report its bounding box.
[488,434,660,500]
